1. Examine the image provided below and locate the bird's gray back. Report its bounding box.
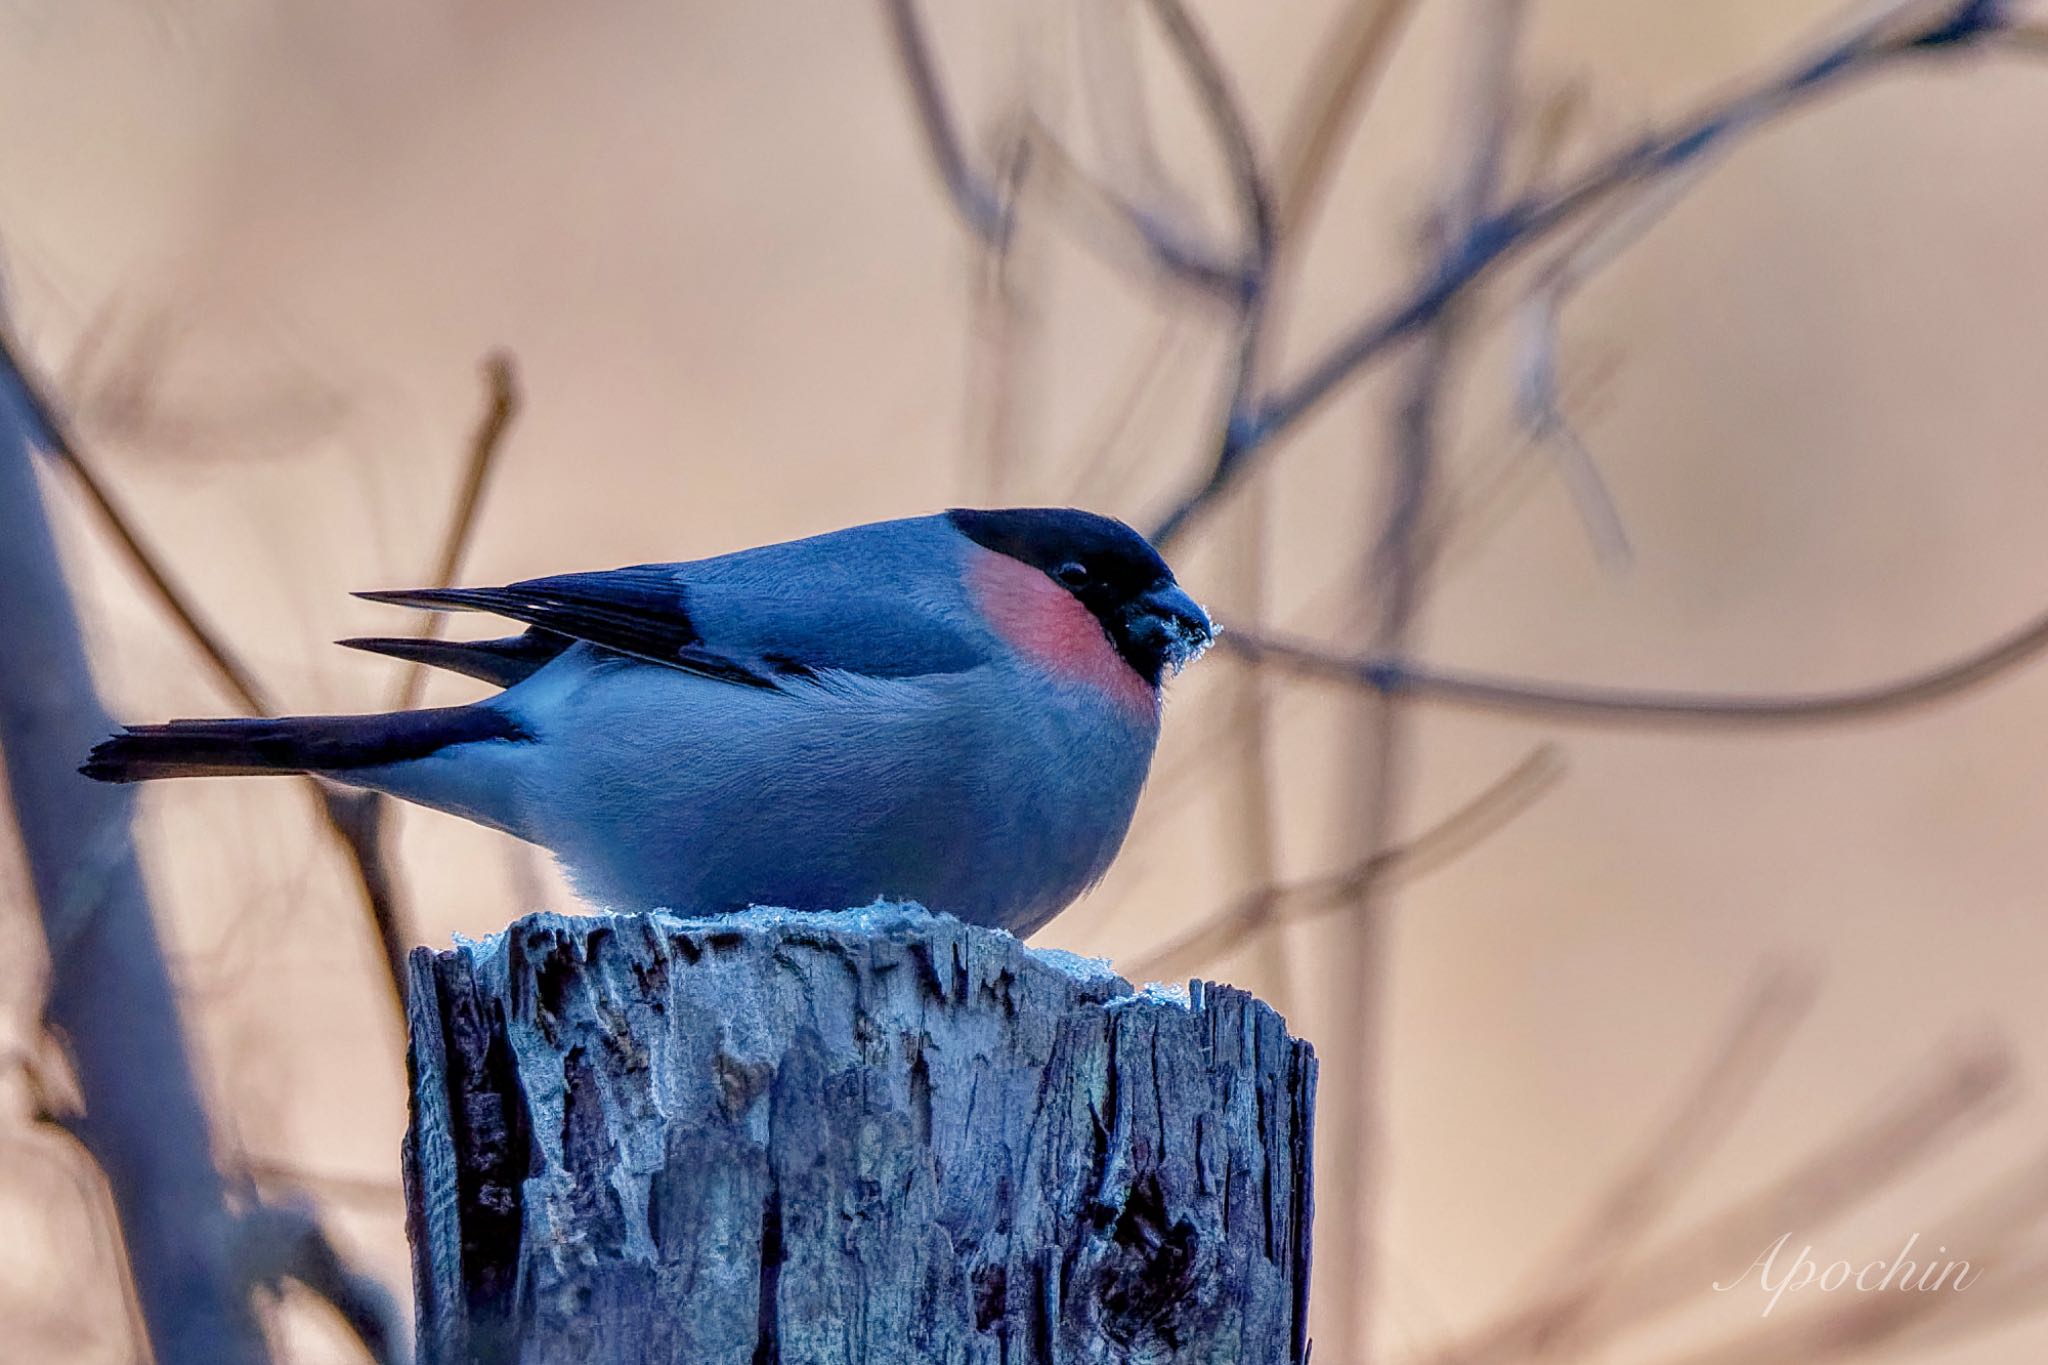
[663,514,994,679]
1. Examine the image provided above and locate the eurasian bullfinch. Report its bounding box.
[83,508,1213,935]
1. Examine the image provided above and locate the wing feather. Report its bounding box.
[353,563,942,690]
[357,519,991,688]
[357,570,789,688]
[336,631,572,688]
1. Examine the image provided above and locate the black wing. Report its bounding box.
[355,568,795,690]
[336,630,572,688]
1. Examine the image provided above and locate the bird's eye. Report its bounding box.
[1055,561,1091,588]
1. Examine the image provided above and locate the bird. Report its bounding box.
[82,507,1213,936]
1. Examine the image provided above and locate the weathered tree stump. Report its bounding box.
[403,906,1316,1364]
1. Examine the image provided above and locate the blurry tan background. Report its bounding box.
[3,1,2048,1361]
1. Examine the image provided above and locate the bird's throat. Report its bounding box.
[965,549,1159,721]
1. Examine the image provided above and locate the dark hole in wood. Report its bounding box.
[1097,1172,1199,1352]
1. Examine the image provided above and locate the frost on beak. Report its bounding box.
[1160,597,1215,677]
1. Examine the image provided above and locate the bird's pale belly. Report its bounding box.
[520,668,1155,935]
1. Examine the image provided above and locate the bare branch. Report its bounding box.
[237,1202,408,1365]
[1,311,426,1020]
[1317,2,1531,1347]
[1474,966,1824,1363]
[1149,0,2022,547]
[1227,587,2048,726]
[1423,1036,2014,1364]
[1129,742,1563,980]
[2004,19,2048,53]
[1022,129,1249,300]
[1272,0,1423,235]
[1641,1151,2048,1365]
[1138,0,1275,267]
[6,324,518,1021]
[886,0,1258,306]
[1058,311,1192,504]
[2,330,271,1364]
[390,352,522,711]
[1204,489,1291,997]
[964,118,1038,500]
[877,0,1013,243]
[0,318,274,714]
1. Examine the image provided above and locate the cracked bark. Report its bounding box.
[404,907,1315,1364]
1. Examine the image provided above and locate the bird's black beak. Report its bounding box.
[1125,581,1215,681]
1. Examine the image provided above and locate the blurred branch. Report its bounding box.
[1027,130,1250,300]
[1475,965,1824,1363]
[390,352,522,712]
[1832,1150,2048,1354]
[236,1202,407,1365]
[1059,312,1191,504]
[242,1155,403,1210]
[6,326,527,1026]
[1273,0,1423,235]
[1148,0,2024,547]
[1322,4,1529,1346]
[0,320,274,714]
[1208,490,1291,996]
[1138,0,1275,269]
[966,116,1039,500]
[0,316,423,1023]
[1130,742,1563,980]
[1430,344,1622,580]
[1426,1036,2014,1364]
[1226,587,2048,725]
[889,0,1265,300]
[877,0,1013,243]
[1121,0,1296,999]
[1,320,270,1363]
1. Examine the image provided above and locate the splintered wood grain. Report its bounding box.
[404,906,1316,1364]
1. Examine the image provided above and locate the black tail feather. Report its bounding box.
[336,631,570,689]
[81,706,529,783]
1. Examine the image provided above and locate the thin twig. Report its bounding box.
[1226,589,2048,726]
[1495,965,1824,1362]
[1148,0,2021,547]
[1027,125,1250,300]
[886,0,1252,297]
[1207,488,1293,997]
[1832,1150,2048,1353]
[1422,1036,2014,1365]
[1321,1,1529,1348]
[236,1202,408,1365]
[965,118,1039,502]
[877,0,1012,243]
[1058,311,1191,504]
[6,324,525,1022]
[1122,0,1297,999]
[1171,0,1441,1018]
[1129,742,1563,980]
[390,352,522,711]
[1138,0,1275,269]
[1273,0,1424,235]
[1,315,422,1019]
[0,320,273,713]
[1639,1146,2048,1365]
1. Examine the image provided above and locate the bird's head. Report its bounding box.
[947,507,1214,690]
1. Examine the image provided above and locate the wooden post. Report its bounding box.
[404,906,1315,1364]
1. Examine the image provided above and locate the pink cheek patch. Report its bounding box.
[967,550,1159,720]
